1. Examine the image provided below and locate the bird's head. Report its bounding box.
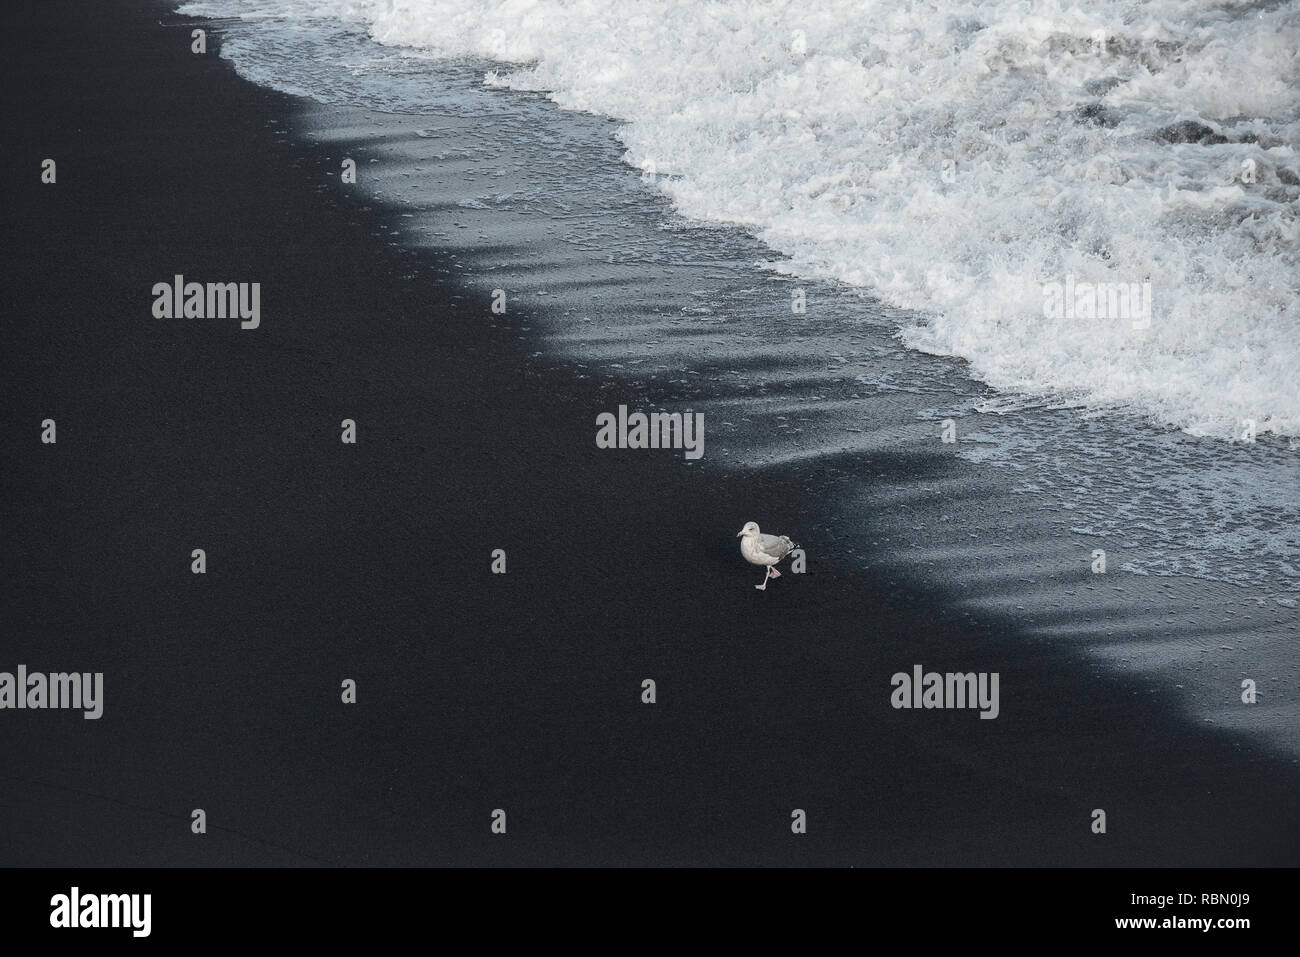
[737,521,760,538]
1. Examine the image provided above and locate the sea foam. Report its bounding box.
[181,0,1300,438]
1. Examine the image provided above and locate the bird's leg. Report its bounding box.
[769,566,782,579]
[756,566,771,590]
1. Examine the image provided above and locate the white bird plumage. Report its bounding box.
[736,521,798,590]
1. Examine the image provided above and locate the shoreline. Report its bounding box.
[0,0,1295,865]
[272,40,1299,761]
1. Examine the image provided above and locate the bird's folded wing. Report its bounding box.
[756,534,793,558]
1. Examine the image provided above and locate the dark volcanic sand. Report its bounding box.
[0,0,1295,865]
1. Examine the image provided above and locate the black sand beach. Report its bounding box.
[0,0,1296,867]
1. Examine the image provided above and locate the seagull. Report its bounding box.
[737,521,799,590]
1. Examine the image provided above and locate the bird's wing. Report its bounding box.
[756,533,794,559]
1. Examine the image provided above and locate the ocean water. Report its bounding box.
[181,0,1299,439]
[175,1,1299,756]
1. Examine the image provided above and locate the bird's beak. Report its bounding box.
[736,530,744,536]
